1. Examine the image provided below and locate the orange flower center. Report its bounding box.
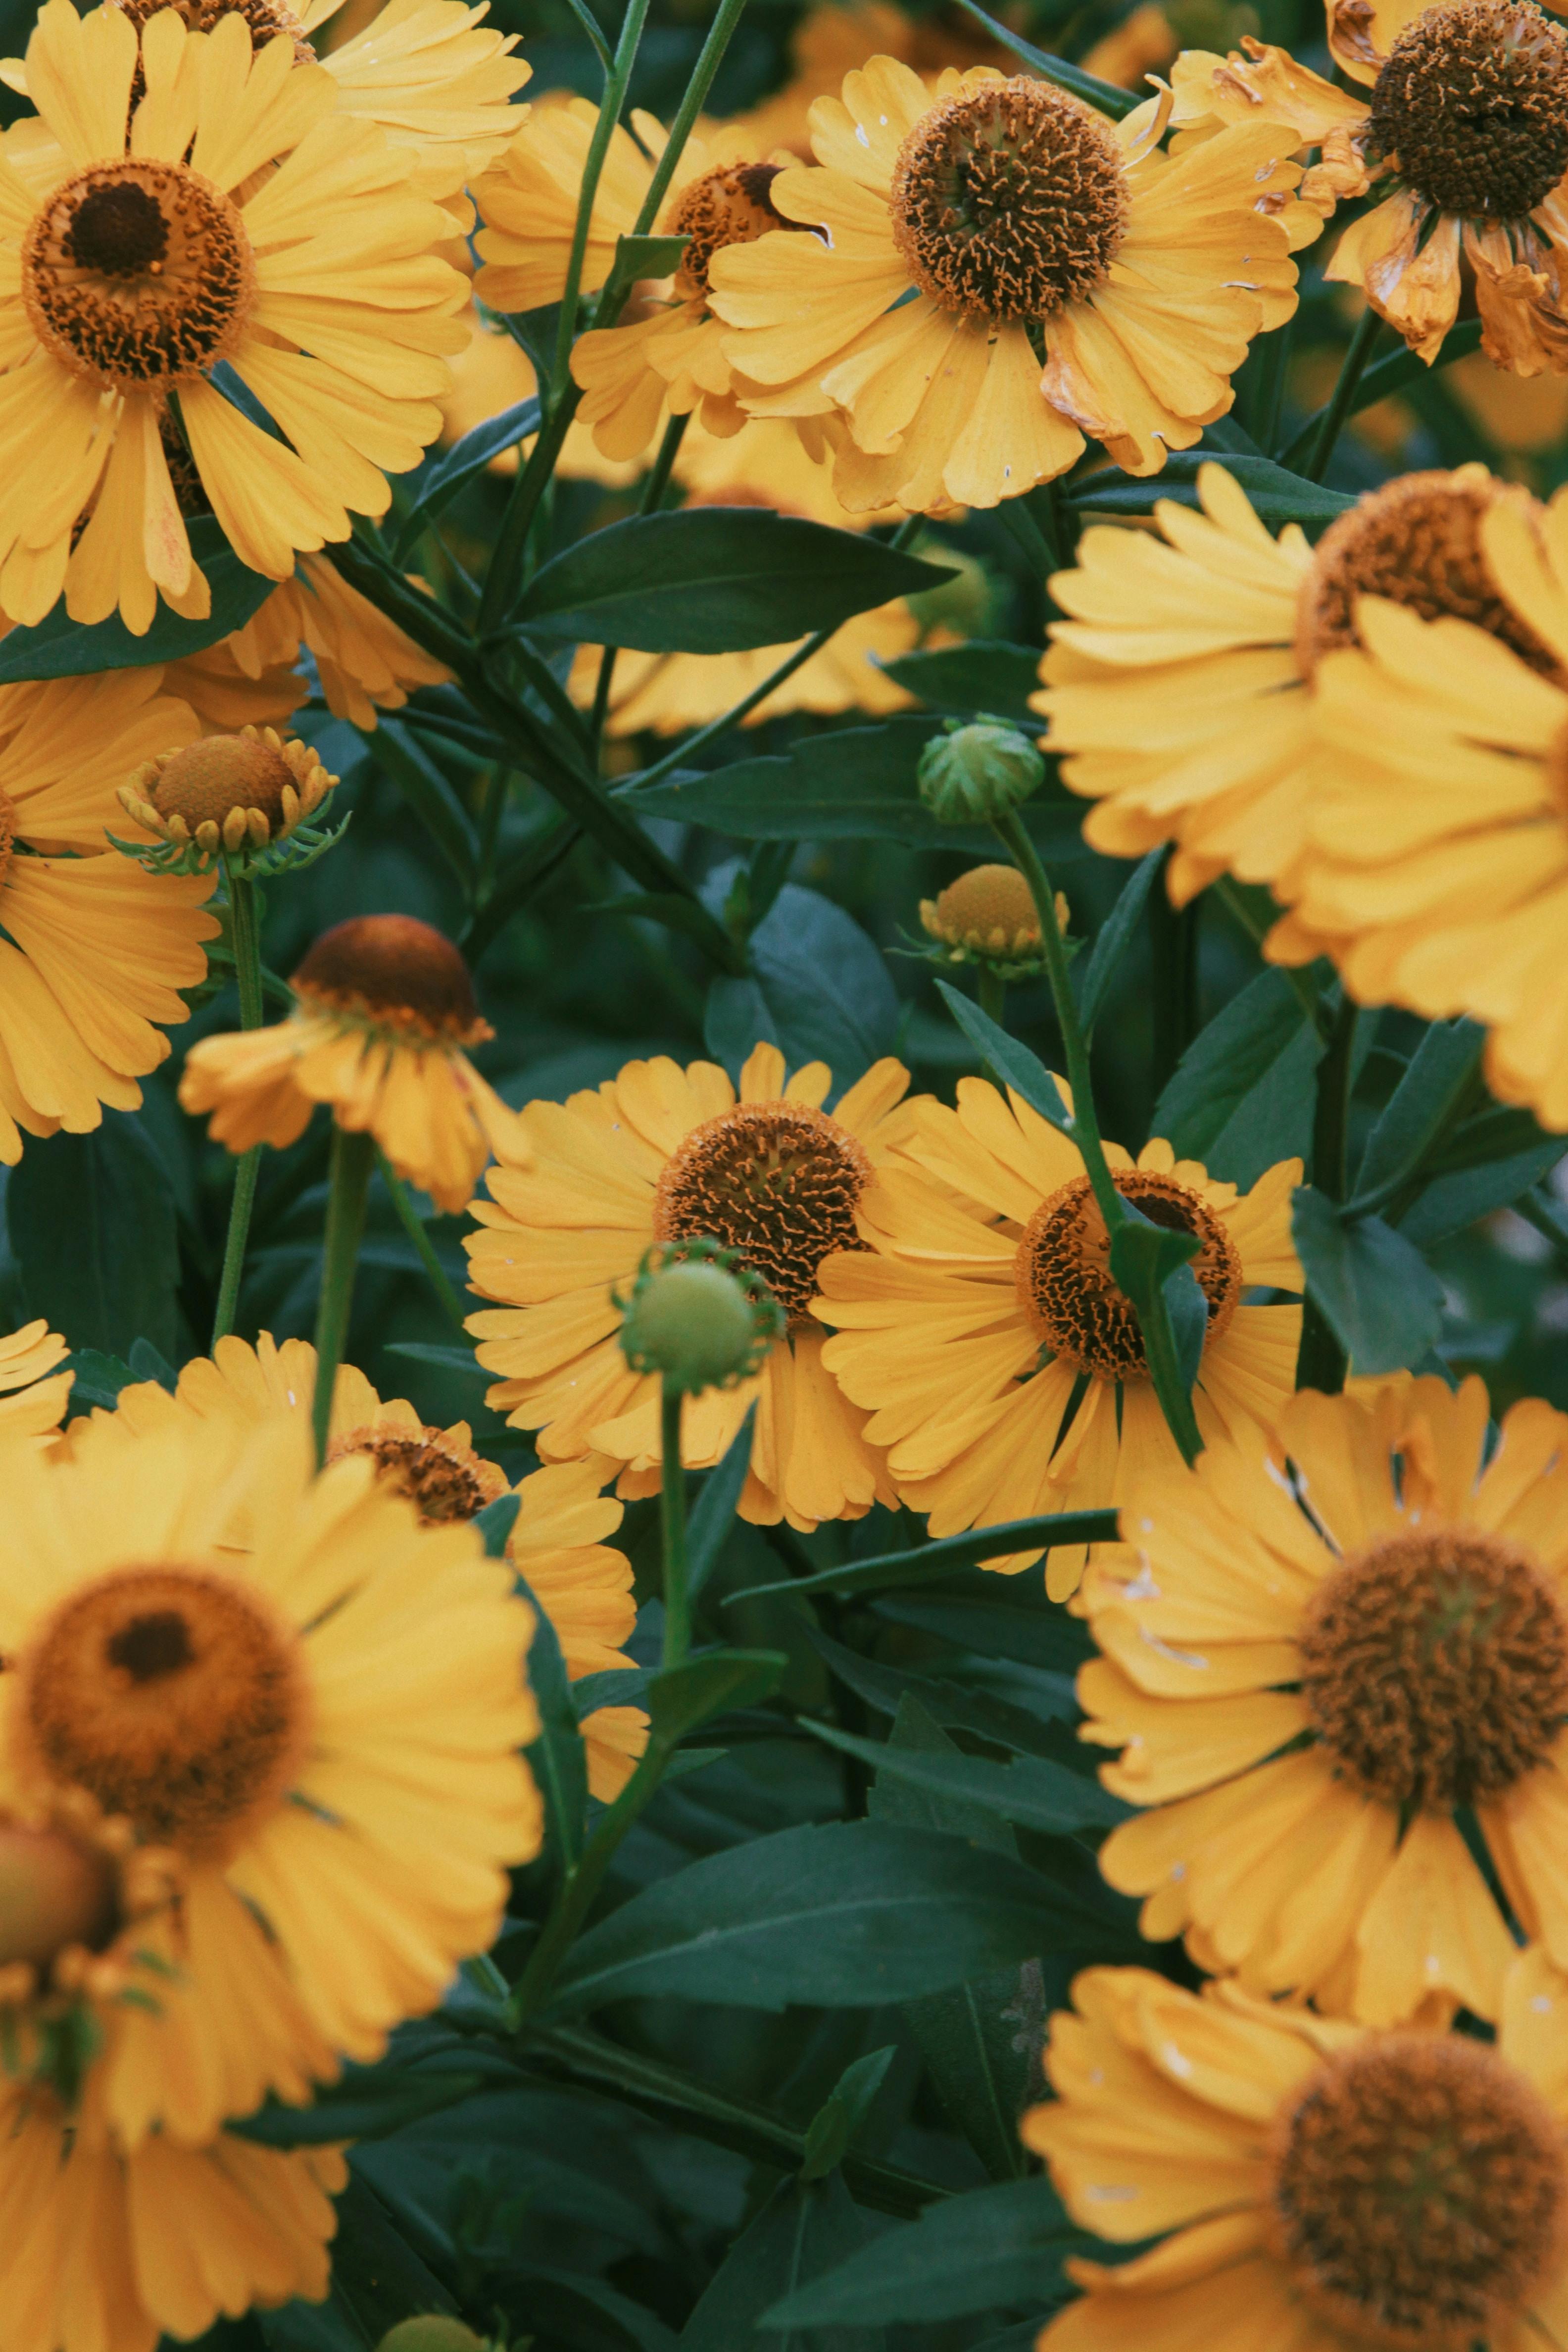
[670,161,790,299]
[1015,1169,1240,1382]
[1298,1524,1568,1809]
[1368,0,1568,220]
[921,862,1040,956]
[12,1565,311,1862]
[1270,2034,1567,2352]
[111,0,316,60]
[21,158,254,391]
[889,79,1128,322]
[292,915,491,1047]
[651,1101,871,1324]
[327,1425,499,1524]
[151,735,296,831]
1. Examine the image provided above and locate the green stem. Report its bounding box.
[629,0,751,236]
[549,0,650,406]
[479,405,577,633]
[210,868,265,1347]
[311,1127,374,1468]
[590,410,690,753]
[376,1147,469,1332]
[1300,306,1382,484]
[1296,992,1359,1395]
[661,1381,691,1667]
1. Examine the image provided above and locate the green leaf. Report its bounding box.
[516,1570,588,1863]
[1348,1018,1484,1209]
[232,2064,483,2148]
[705,883,899,1089]
[474,1492,519,1556]
[686,1405,755,1607]
[799,2046,897,2181]
[1400,1135,1568,1246]
[0,519,274,681]
[365,720,479,890]
[1425,1102,1553,1180]
[950,0,1137,115]
[808,1720,1127,1833]
[545,1819,1115,2016]
[1291,1185,1445,1375]
[933,981,1074,1133]
[8,1118,179,1363]
[57,1349,137,1411]
[1076,849,1164,1034]
[394,394,541,557]
[1106,1213,1203,1392]
[384,1342,488,1380]
[875,640,1043,727]
[725,1510,1120,1604]
[1153,967,1325,1186]
[644,1647,786,1746]
[809,1629,1078,1747]
[515,512,952,650]
[873,1594,1096,1677]
[590,892,747,971]
[321,2175,460,2337]
[1071,451,1355,528]
[603,231,691,295]
[681,2174,883,2352]
[762,2176,1082,2326]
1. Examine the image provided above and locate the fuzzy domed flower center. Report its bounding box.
[21,159,254,391]
[327,1425,497,1524]
[1271,2035,1567,2352]
[293,915,490,1046]
[1299,1525,1568,1809]
[1296,469,1558,674]
[111,0,316,61]
[13,1565,310,1861]
[152,736,296,832]
[889,79,1128,322]
[651,1102,872,1324]
[1369,0,1568,218]
[671,161,789,298]
[922,863,1041,955]
[1016,1169,1240,1381]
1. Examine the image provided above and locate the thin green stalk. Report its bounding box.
[311,1127,375,1468]
[377,1147,469,1332]
[550,0,650,404]
[1259,317,1293,457]
[1300,306,1382,484]
[629,0,751,234]
[590,410,690,751]
[1296,993,1359,1395]
[479,404,577,633]
[476,766,511,897]
[211,868,265,1346]
[660,1381,691,1667]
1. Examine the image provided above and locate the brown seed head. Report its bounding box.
[651,1101,872,1323]
[293,916,490,1046]
[1368,0,1568,217]
[1015,1168,1240,1381]
[1270,2034,1568,2351]
[921,863,1041,956]
[670,161,790,298]
[1298,1523,1568,1809]
[327,1425,504,1525]
[889,79,1128,321]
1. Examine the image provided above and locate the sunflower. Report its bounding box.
[180,913,529,1212]
[0,1399,539,2134]
[1027,1951,1568,2352]
[1275,488,1568,1124]
[1033,458,1551,908]
[0,669,216,1163]
[0,1316,73,1448]
[814,1079,1301,1597]
[465,1043,916,1531]
[1170,0,1568,369]
[704,58,1302,514]
[0,0,467,634]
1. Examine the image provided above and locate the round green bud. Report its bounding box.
[619,1247,782,1393]
[906,548,999,641]
[376,2322,488,2352]
[917,717,1045,826]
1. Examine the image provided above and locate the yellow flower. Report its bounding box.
[172,554,452,735]
[1026,1952,1568,2352]
[1171,0,1568,369]
[508,1458,649,1803]
[0,669,216,1163]
[815,1081,1301,1597]
[117,725,335,873]
[475,107,794,461]
[578,602,920,735]
[0,0,466,633]
[918,862,1046,973]
[705,58,1302,514]
[1277,487,1568,1125]
[0,2093,343,2352]
[465,1042,917,1532]
[1034,458,1550,907]
[179,913,530,1212]
[1078,1374,1568,2025]
[439,298,642,488]
[0,1316,73,1449]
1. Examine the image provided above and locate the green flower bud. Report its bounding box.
[906,547,999,641]
[618,1240,784,1394]
[917,717,1045,826]
[376,2321,489,2352]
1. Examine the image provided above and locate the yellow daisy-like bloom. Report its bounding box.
[175,554,452,734]
[0,0,467,634]
[0,1402,540,2129]
[1171,0,1568,370]
[0,669,216,1163]
[705,58,1302,514]
[1034,457,1551,907]
[438,297,641,488]
[1278,488,1568,1125]
[919,862,1045,971]
[179,912,530,1212]
[118,724,334,868]
[1027,1952,1568,2352]
[577,599,919,735]
[1079,1374,1568,2025]
[465,1042,916,1531]
[814,1079,1302,1597]
[508,1458,649,1803]
[474,106,794,461]
[0,1316,73,1449]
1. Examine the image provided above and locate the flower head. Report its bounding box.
[917,717,1044,824]
[918,862,1048,978]
[619,1240,786,1394]
[116,726,338,877]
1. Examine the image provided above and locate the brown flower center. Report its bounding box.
[1271,2035,1567,2352]
[670,161,790,298]
[1368,0,1568,217]
[327,1426,496,1524]
[1015,1169,1240,1382]
[651,1101,872,1323]
[12,1565,311,1861]
[21,159,254,391]
[151,735,295,831]
[1296,469,1559,675]
[1298,1525,1568,1809]
[111,0,316,60]
[293,915,490,1046]
[889,79,1127,321]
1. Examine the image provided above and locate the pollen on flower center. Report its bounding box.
[21,158,254,391]
[327,1425,498,1524]
[651,1102,872,1323]
[1016,1169,1240,1381]
[151,736,296,833]
[1270,2035,1568,2352]
[1368,0,1568,219]
[671,161,790,298]
[110,0,317,63]
[921,862,1042,956]
[292,915,491,1046]
[1296,469,1560,674]
[1298,1525,1568,1808]
[888,79,1128,322]
[12,1565,311,1861]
